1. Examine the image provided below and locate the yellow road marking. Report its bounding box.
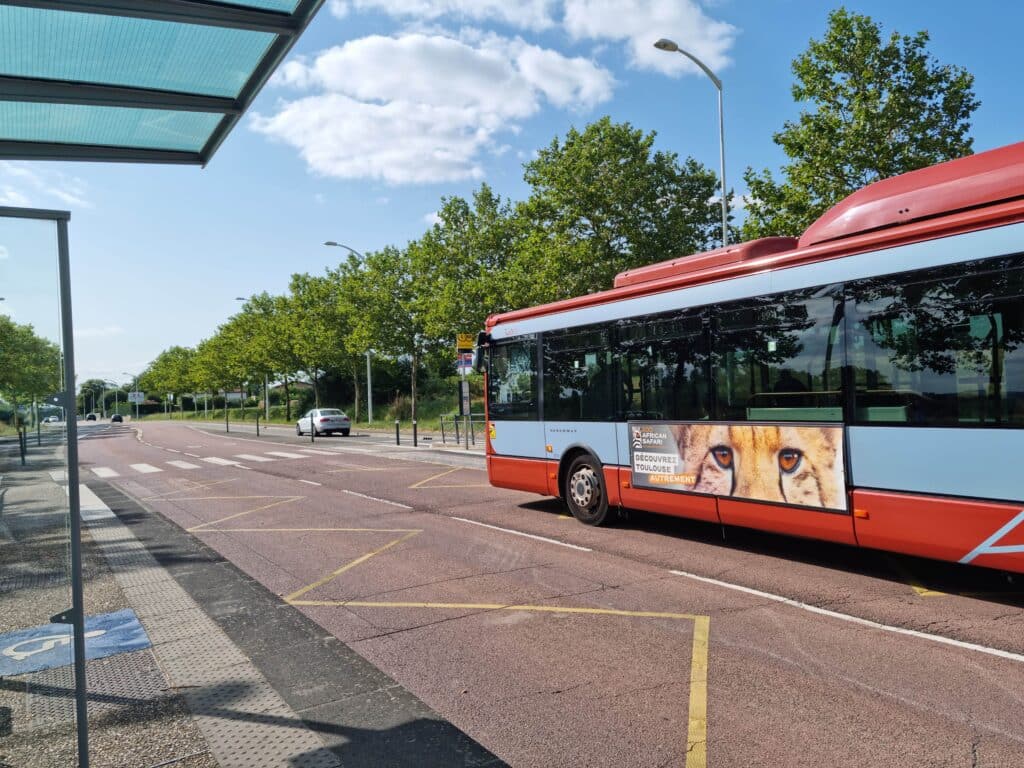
[284,530,422,602]
[687,615,710,768]
[142,478,237,500]
[188,496,304,532]
[287,600,699,621]
[409,467,461,488]
[886,557,948,598]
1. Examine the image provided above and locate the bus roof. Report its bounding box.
[487,141,1024,330]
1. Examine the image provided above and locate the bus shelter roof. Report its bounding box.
[0,0,323,165]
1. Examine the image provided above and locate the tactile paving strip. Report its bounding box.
[83,497,342,767]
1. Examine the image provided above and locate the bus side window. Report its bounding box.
[487,337,538,420]
[850,256,1024,426]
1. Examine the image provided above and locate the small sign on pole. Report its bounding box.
[127,391,145,404]
[459,379,471,417]
[456,352,473,375]
[456,333,475,352]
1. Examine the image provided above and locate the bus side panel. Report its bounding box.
[618,470,719,522]
[718,499,857,545]
[848,427,1023,503]
[487,455,550,496]
[852,490,1024,573]
[603,466,622,508]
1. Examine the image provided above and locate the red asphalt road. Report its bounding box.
[78,420,1024,767]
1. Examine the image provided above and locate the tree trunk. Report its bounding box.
[313,369,320,409]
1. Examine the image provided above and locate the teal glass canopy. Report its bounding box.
[0,1,324,165]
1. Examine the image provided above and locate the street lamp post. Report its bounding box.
[324,241,372,423]
[654,38,728,247]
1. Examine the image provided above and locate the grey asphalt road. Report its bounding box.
[77,419,1024,767]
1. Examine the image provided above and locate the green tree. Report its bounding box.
[742,8,979,239]
[515,116,724,303]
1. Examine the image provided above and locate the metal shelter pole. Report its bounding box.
[57,214,90,768]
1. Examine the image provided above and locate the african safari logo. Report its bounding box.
[628,422,846,512]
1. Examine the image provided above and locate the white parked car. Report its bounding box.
[296,408,351,437]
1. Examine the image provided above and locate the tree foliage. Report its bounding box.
[741,8,979,239]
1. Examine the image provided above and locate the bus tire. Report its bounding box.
[564,454,611,526]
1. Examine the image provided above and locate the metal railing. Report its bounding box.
[439,413,485,447]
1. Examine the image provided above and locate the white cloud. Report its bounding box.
[255,33,613,184]
[0,245,9,259]
[0,162,93,209]
[74,325,125,339]
[422,211,442,225]
[563,0,736,76]
[329,0,557,30]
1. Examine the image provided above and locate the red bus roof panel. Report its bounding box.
[799,141,1024,248]
[613,236,798,288]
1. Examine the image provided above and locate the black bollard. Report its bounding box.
[413,420,418,447]
[395,420,400,445]
[256,413,260,437]
[225,408,229,434]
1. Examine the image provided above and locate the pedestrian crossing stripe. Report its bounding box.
[129,464,162,474]
[92,467,119,478]
[167,461,200,470]
[202,457,240,466]
[234,454,274,462]
[299,449,335,455]
[265,451,307,459]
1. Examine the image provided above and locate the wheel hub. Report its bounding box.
[569,467,597,509]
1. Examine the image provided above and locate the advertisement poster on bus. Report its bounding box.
[628,422,847,512]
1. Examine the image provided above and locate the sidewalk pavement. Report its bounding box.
[1,437,503,767]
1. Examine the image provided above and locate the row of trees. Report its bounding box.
[136,9,980,421]
[0,316,61,424]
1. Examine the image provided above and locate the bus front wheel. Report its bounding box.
[564,455,610,526]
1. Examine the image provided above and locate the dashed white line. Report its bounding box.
[341,489,412,510]
[167,460,200,470]
[184,453,200,458]
[668,569,1024,664]
[265,451,307,459]
[299,449,335,455]
[166,448,181,453]
[450,517,592,552]
[298,479,322,486]
[130,464,162,474]
[201,457,240,466]
[92,467,120,478]
[234,454,274,462]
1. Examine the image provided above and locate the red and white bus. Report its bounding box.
[476,141,1024,574]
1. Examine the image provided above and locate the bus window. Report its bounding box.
[849,255,1024,426]
[542,327,614,421]
[487,337,538,420]
[714,287,844,422]
[615,311,709,421]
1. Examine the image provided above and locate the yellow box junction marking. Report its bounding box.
[163,487,710,767]
[409,466,490,489]
[186,496,305,532]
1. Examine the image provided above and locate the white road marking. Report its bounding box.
[668,569,1024,664]
[299,479,322,486]
[450,517,593,552]
[202,457,240,466]
[166,448,181,453]
[130,464,162,474]
[184,453,200,458]
[265,451,307,459]
[185,445,203,449]
[78,484,115,520]
[91,467,120,478]
[341,489,412,510]
[299,449,335,455]
[234,454,274,462]
[167,460,200,470]
[48,470,66,482]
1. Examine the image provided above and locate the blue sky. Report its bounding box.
[1,0,1020,386]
